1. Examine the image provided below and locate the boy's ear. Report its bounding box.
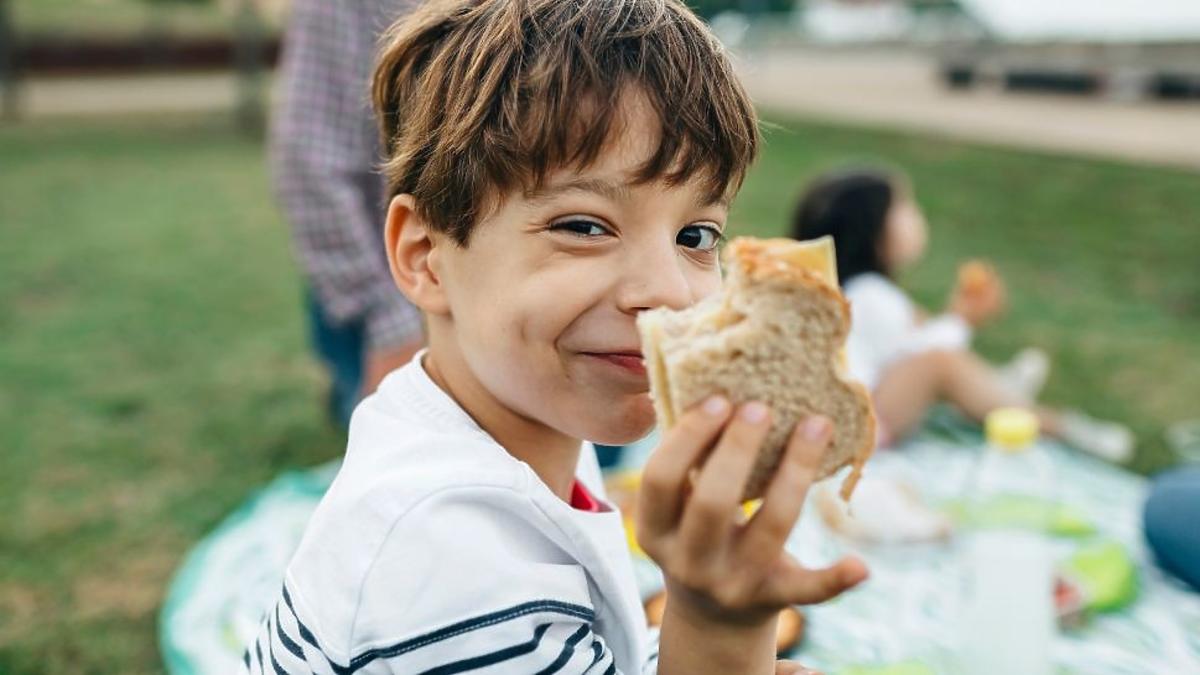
[385,195,450,316]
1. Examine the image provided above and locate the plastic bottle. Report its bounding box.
[960,408,1056,675]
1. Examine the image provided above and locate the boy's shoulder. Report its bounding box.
[344,359,528,494]
[271,359,635,667]
[293,358,552,574]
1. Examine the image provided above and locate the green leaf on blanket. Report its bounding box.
[840,662,935,675]
[941,495,1096,537]
[1062,540,1139,612]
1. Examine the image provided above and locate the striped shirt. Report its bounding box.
[269,0,423,351]
[241,355,659,674]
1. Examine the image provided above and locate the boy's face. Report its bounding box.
[433,96,727,445]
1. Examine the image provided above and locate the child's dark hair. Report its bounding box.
[790,167,905,283]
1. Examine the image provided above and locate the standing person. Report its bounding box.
[792,167,1134,462]
[271,0,423,429]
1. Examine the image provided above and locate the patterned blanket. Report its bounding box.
[160,431,1200,674]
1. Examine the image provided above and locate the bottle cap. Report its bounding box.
[985,407,1039,451]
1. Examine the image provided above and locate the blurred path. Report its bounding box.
[14,72,243,119]
[736,47,1200,171]
[11,52,1200,171]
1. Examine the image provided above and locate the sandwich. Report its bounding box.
[637,236,875,501]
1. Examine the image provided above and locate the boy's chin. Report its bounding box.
[589,427,653,446]
[580,396,656,446]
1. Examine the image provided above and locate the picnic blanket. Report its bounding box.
[743,436,1200,674]
[160,429,1200,674]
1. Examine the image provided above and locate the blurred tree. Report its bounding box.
[230,0,265,134]
[140,0,265,133]
[0,0,15,120]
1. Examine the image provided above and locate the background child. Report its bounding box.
[792,167,1133,462]
[241,2,865,673]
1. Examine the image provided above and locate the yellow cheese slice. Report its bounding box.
[756,235,839,287]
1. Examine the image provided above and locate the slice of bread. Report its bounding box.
[638,236,875,501]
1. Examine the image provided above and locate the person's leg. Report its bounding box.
[1144,467,1200,591]
[306,293,366,430]
[872,349,1030,441]
[873,349,1133,460]
[995,347,1050,401]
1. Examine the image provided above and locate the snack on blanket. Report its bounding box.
[816,477,953,544]
[637,236,875,501]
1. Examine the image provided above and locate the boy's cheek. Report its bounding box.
[693,272,724,302]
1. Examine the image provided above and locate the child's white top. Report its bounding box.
[241,355,655,674]
[844,272,972,390]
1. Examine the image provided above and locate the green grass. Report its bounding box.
[1,112,1197,672]
[0,115,342,674]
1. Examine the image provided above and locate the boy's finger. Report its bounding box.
[637,396,732,538]
[678,402,772,562]
[767,554,868,607]
[736,416,830,568]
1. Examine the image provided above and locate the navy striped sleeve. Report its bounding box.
[241,580,629,674]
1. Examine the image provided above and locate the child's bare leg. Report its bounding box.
[873,349,1045,440]
[873,350,1132,460]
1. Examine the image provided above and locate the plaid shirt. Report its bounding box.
[270,0,422,351]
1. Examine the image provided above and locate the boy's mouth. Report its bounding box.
[581,351,647,377]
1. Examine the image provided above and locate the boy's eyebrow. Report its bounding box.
[525,177,731,210]
[524,178,632,205]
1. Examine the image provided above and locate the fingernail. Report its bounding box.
[740,402,768,424]
[803,416,830,442]
[703,396,729,417]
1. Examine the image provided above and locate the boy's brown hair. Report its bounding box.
[372,0,760,245]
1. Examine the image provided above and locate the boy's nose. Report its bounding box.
[616,244,695,315]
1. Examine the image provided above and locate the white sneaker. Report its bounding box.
[1059,410,1135,464]
[997,347,1050,401]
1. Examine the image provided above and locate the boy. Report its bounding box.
[243,1,867,673]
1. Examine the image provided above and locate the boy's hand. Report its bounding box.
[636,397,868,673]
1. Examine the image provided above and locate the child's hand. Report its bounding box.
[635,397,868,671]
[949,261,1006,327]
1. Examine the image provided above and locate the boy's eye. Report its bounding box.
[677,224,723,252]
[549,219,610,237]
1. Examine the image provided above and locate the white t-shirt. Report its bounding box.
[844,273,972,390]
[241,356,656,674]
